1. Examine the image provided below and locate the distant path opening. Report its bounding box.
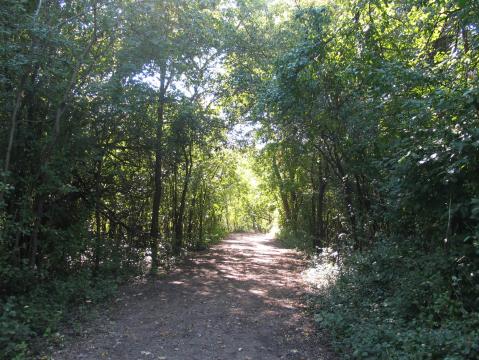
[54,233,334,360]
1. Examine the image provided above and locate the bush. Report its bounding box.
[313,238,479,359]
[0,299,31,360]
[0,271,119,359]
[278,228,315,252]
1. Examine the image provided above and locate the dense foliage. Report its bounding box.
[225,0,479,358]
[1,0,478,358]
[0,1,273,357]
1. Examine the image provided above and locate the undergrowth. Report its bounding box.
[0,231,227,359]
[313,239,479,359]
[277,228,316,252]
[0,269,123,360]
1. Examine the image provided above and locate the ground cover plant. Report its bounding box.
[1,0,478,358]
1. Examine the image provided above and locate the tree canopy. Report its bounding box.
[1,0,478,358]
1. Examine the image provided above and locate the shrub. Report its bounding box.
[0,271,119,359]
[314,238,479,359]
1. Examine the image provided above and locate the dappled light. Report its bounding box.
[1,0,477,358]
[52,233,333,360]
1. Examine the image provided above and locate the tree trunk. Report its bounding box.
[149,65,167,274]
[272,155,292,225]
[316,179,327,247]
[30,196,44,268]
[93,159,102,275]
[173,146,193,254]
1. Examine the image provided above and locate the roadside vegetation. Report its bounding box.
[1,0,478,359]
[238,1,479,358]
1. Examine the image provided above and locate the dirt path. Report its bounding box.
[53,233,333,360]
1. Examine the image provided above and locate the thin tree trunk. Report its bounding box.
[272,155,292,224]
[198,186,205,245]
[4,90,24,173]
[93,159,102,274]
[316,179,327,247]
[30,197,44,268]
[173,146,193,254]
[3,0,43,177]
[186,196,195,245]
[149,65,167,274]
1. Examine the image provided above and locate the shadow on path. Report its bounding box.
[53,233,334,360]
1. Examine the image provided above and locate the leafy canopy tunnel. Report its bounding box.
[1,0,479,358]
